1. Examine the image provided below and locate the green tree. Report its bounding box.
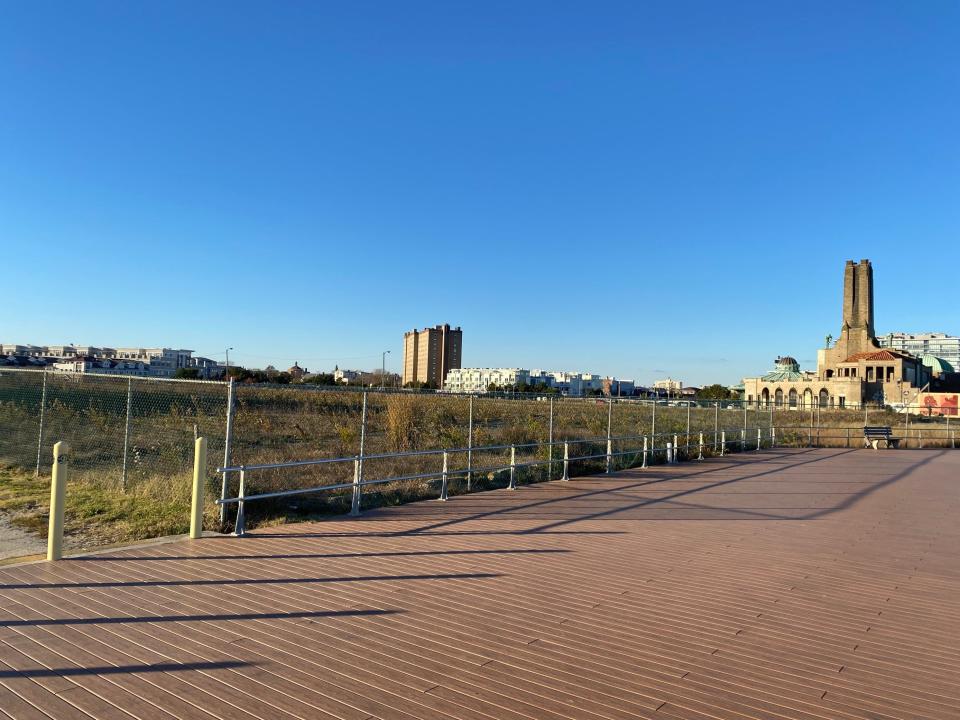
[173,367,201,379]
[697,384,732,400]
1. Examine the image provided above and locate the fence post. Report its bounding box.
[714,402,719,450]
[508,445,517,490]
[919,430,923,449]
[605,399,613,473]
[35,368,48,478]
[698,432,704,460]
[219,378,235,525]
[547,397,553,481]
[120,377,133,492]
[845,427,850,448]
[642,436,648,468]
[440,450,449,501]
[234,466,246,536]
[740,428,745,451]
[756,427,761,451]
[562,441,570,481]
[467,396,474,491]
[686,402,691,451]
[673,434,679,462]
[951,430,955,449]
[350,457,361,516]
[651,401,656,459]
[47,441,68,561]
[772,426,777,447]
[720,431,726,456]
[190,437,207,539]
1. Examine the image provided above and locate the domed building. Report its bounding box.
[742,260,931,409]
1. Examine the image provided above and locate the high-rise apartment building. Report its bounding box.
[402,324,462,387]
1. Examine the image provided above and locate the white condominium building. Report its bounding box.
[443,368,530,393]
[878,332,960,370]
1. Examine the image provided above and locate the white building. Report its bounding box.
[878,332,960,371]
[653,377,683,396]
[52,358,151,376]
[443,368,530,393]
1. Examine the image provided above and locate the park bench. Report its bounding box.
[863,426,900,450]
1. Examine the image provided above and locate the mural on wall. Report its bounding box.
[916,393,959,417]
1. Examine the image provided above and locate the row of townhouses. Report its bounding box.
[0,344,224,379]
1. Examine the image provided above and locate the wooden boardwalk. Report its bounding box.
[0,447,958,720]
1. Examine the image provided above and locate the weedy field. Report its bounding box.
[0,368,955,554]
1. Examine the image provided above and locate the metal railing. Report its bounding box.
[216,427,776,535]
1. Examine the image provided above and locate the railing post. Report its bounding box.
[47,441,68,561]
[467,396,474,491]
[673,434,679,462]
[666,442,674,464]
[350,457,361,516]
[642,436,648,468]
[190,437,207,539]
[846,427,850,448]
[951,430,955,449]
[605,438,612,474]
[439,450,449,501]
[508,445,517,490]
[234,466,246,536]
[756,427,761,451]
[220,377,235,525]
[562,441,570,481]
[771,426,776,447]
[698,431,704,460]
[605,398,613,475]
[720,431,726,456]
[35,368,48,478]
[740,428,745,451]
[919,430,923,449]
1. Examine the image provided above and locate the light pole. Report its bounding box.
[381,350,391,390]
[224,347,234,379]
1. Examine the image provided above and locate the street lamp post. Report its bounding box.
[381,350,391,390]
[224,347,234,378]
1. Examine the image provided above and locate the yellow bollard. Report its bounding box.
[47,441,68,561]
[190,437,207,539]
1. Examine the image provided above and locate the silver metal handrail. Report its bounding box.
[217,426,779,535]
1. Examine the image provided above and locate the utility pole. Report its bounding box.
[381,350,391,390]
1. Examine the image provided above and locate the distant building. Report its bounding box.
[287,362,307,380]
[653,378,683,396]
[52,358,151,376]
[443,368,529,394]
[742,260,931,409]
[878,332,960,371]
[602,377,635,396]
[1,344,200,378]
[402,324,462,388]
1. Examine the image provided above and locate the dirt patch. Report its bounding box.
[0,514,45,560]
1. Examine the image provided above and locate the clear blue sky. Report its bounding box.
[2,1,957,385]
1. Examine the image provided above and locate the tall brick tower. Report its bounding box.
[820,259,880,375]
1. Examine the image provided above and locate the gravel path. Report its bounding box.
[0,514,45,560]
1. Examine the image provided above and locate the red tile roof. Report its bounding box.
[843,349,906,362]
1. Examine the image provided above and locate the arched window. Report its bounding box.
[803,389,813,408]
[761,388,770,407]
[788,389,798,408]
[819,389,829,407]
[775,389,784,407]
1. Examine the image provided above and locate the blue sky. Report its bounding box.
[2,1,958,385]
